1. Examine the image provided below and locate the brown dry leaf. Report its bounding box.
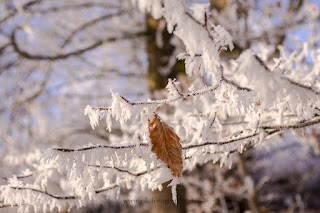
[148,114,183,177]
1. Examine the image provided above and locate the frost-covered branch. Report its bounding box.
[87,164,160,177]
[2,169,48,181]
[0,204,19,208]
[52,143,148,152]
[101,83,220,109]
[184,115,320,149]
[261,116,320,130]
[9,186,79,200]
[254,54,320,95]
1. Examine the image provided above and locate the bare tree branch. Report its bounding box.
[11,30,146,61]
[61,11,124,48]
[0,0,42,25]
[37,2,119,14]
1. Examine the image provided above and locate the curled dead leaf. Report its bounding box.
[148,114,183,177]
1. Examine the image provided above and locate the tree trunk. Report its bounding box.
[152,181,186,213]
[146,15,185,92]
[145,15,186,213]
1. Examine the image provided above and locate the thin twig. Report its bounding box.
[53,143,149,152]
[184,116,320,150]
[93,83,220,111]
[9,186,79,200]
[87,164,160,177]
